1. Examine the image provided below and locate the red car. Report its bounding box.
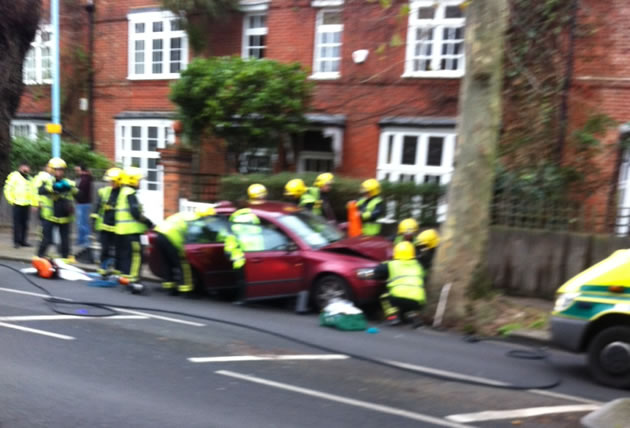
[147,201,392,309]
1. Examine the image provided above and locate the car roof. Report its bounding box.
[215,200,302,218]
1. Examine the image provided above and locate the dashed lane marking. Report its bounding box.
[0,315,147,322]
[0,321,75,340]
[216,370,473,428]
[189,354,349,363]
[446,404,600,423]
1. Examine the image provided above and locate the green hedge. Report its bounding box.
[218,173,446,226]
[11,137,112,174]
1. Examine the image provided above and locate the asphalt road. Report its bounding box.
[0,259,626,428]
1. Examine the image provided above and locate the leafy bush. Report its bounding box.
[218,173,446,225]
[11,137,112,174]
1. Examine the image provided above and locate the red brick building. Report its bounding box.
[14,0,630,224]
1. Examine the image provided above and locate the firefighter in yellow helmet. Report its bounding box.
[3,163,32,248]
[248,183,267,204]
[372,241,425,327]
[302,173,335,221]
[225,208,263,304]
[114,166,154,285]
[356,179,384,236]
[37,158,78,259]
[394,218,419,245]
[91,167,124,275]
[284,178,307,204]
[154,207,217,293]
[416,228,440,272]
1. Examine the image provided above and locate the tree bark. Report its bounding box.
[427,0,509,328]
[0,0,42,183]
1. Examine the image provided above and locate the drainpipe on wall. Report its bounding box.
[555,0,579,164]
[85,0,95,150]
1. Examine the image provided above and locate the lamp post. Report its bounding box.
[50,0,61,157]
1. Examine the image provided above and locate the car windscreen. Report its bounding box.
[277,212,343,249]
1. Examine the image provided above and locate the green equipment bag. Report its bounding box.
[319,312,367,331]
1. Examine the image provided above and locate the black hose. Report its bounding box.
[4,263,561,390]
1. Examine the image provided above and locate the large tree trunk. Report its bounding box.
[0,0,42,182]
[427,0,509,328]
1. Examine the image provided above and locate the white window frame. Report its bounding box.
[403,0,466,78]
[242,13,268,59]
[298,151,335,173]
[115,119,174,192]
[127,11,189,80]
[311,9,343,80]
[10,120,48,140]
[376,127,456,184]
[24,25,52,85]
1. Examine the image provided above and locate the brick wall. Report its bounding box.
[568,0,630,223]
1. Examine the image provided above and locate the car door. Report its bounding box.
[184,215,238,290]
[243,220,305,299]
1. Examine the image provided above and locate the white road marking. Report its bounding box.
[0,287,71,301]
[0,315,147,322]
[383,360,604,405]
[189,354,349,363]
[526,389,603,405]
[0,321,75,340]
[446,404,601,423]
[216,370,473,428]
[113,308,206,327]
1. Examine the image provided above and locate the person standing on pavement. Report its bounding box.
[154,207,216,293]
[37,158,77,259]
[31,164,53,227]
[114,167,154,284]
[284,178,308,206]
[415,228,440,273]
[356,179,384,236]
[372,241,425,327]
[74,164,93,249]
[91,167,124,275]
[4,163,33,248]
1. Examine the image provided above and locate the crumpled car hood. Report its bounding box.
[321,236,393,261]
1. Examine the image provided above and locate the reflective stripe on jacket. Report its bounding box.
[386,259,426,304]
[357,196,383,236]
[231,224,264,252]
[93,187,115,232]
[114,186,147,235]
[4,171,32,206]
[39,177,77,224]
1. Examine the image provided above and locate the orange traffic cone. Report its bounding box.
[347,200,362,238]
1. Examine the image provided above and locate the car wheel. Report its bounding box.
[312,275,353,311]
[587,326,630,389]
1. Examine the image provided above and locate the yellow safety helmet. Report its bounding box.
[229,208,260,225]
[123,166,144,187]
[248,183,267,201]
[197,206,216,218]
[393,241,416,261]
[48,157,67,169]
[314,173,334,189]
[416,229,440,250]
[398,218,419,235]
[360,179,381,198]
[284,178,307,198]
[103,167,124,186]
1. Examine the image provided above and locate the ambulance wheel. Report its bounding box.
[312,275,352,311]
[587,326,630,389]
